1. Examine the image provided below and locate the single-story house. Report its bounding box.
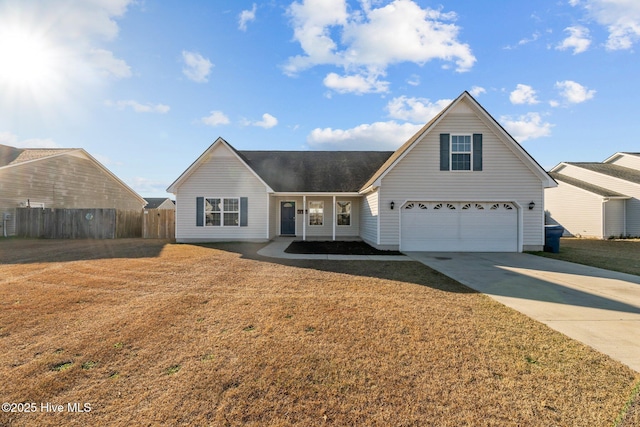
[167,91,556,252]
[0,144,146,236]
[545,152,640,238]
[144,197,176,210]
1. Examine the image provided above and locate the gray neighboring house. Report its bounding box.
[0,144,146,236]
[167,91,555,252]
[545,152,640,238]
[144,197,175,210]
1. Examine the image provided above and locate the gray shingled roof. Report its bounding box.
[144,197,175,209]
[549,172,628,197]
[567,162,640,185]
[0,144,74,167]
[237,151,394,192]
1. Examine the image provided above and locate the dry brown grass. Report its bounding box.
[1,238,638,426]
[531,237,640,276]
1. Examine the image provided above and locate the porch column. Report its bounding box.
[332,195,336,241]
[303,194,306,241]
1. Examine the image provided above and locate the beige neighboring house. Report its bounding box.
[144,197,175,210]
[168,91,556,252]
[0,144,147,236]
[545,152,640,238]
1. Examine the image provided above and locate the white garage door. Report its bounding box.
[400,202,518,252]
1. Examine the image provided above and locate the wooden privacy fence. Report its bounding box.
[143,209,175,239]
[15,208,154,239]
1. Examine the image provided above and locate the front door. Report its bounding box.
[280,201,296,235]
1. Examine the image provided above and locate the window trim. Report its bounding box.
[204,197,240,227]
[450,134,472,172]
[308,200,324,226]
[336,200,352,227]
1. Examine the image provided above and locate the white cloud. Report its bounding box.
[201,111,230,127]
[406,74,420,86]
[386,96,452,123]
[285,0,475,94]
[0,131,59,148]
[555,80,596,104]
[106,100,169,113]
[571,0,640,50]
[239,4,257,31]
[307,121,423,150]
[129,176,172,197]
[469,86,486,97]
[242,113,278,129]
[500,113,553,142]
[556,26,591,54]
[182,50,213,83]
[323,72,389,94]
[509,84,539,105]
[0,0,134,85]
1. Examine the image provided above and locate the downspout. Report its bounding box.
[303,195,306,241]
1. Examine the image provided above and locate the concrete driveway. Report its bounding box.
[405,252,640,373]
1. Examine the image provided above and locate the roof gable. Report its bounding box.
[360,91,556,191]
[0,144,146,205]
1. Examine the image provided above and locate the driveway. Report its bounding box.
[405,252,640,373]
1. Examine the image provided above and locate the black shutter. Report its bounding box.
[473,134,483,171]
[196,197,204,227]
[240,197,248,227]
[440,133,450,171]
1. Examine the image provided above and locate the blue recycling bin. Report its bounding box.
[544,225,564,253]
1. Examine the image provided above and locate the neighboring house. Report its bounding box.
[0,144,147,236]
[546,152,640,238]
[167,91,555,252]
[144,197,175,210]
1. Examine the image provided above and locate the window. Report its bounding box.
[309,201,324,226]
[336,201,351,226]
[451,135,471,171]
[205,197,239,226]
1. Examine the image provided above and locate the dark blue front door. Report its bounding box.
[281,202,296,235]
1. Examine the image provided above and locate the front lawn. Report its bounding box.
[0,239,638,426]
[530,238,640,276]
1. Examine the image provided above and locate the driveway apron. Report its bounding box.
[405,252,640,373]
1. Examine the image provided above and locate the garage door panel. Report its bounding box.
[401,201,518,252]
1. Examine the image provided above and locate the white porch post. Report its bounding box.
[332,195,336,241]
[303,194,306,241]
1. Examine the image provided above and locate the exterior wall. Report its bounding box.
[174,144,269,242]
[378,105,545,250]
[604,199,626,238]
[360,190,379,246]
[0,153,144,236]
[545,182,603,238]
[607,154,640,170]
[556,164,640,236]
[271,195,360,238]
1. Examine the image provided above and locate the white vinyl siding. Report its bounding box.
[174,144,268,242]
[545,181,605,238]
[607,153,640,170]
[555,164,640,236]
[378,104,544,250]
[360,190,379,246]
[604,200,626,238]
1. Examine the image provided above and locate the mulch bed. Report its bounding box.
[285,240,403,255]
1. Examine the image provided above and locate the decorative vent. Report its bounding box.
[405,203,415,210]
[446,203,456,210]
[490,203,499,210]
[418,203,428,210]
[462,203,471,210]
[475,203,484,210]
[433,203,443,210]
[503,204,513,210]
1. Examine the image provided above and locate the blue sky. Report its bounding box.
[1,0,639,197]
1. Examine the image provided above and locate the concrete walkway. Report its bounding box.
[405,252,640,373]
[257,238,412,261]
